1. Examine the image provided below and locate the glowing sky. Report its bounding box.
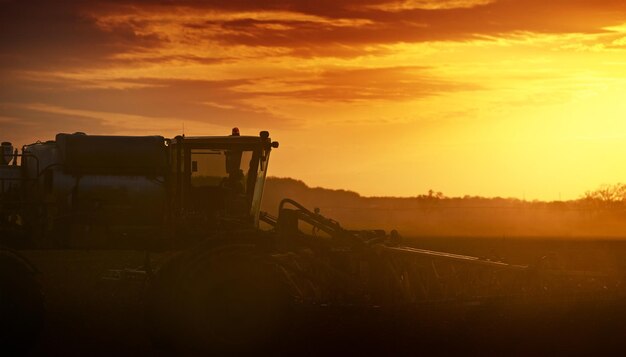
[2,0,626,199]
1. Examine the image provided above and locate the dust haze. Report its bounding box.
[263,177,626,239]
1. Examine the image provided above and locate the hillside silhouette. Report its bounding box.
[262,178,626,238]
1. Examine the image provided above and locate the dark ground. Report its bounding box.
[19,237,626,356]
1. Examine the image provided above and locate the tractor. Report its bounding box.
[1,130,622,354]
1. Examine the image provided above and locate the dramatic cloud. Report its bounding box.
[0,74,294,132]
[4,0,626,70]
[246,66,479,102]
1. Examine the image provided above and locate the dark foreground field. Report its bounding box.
[20,238,626,356]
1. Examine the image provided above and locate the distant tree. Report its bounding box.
[426,189,445,200]
[583,183,626,203]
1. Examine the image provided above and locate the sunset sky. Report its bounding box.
[1,0,626,200]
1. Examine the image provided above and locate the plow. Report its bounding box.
[1,131,624,354]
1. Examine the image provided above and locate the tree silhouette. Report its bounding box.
[583,183,626,203]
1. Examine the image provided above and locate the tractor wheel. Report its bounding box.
[146,243,293,354]
[0,247,45,355]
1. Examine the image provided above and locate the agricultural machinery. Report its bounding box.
[0,130,622,353]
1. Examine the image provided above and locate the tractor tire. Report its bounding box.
[0,247,45,355]
[146,242,294,354]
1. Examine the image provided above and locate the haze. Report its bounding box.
[2,0,626,200]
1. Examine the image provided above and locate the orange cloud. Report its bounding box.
[243,66,479,102]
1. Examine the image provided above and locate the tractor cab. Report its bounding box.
[169,130,278,236]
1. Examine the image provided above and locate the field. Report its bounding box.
[20,237,626,356]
